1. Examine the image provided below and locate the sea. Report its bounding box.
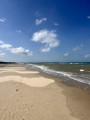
[22,62,90,93]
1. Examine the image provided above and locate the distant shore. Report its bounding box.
[0,63,90,120]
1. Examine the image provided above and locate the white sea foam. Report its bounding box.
[27,64,90,85]
[70,62,80,64]
[28,64,72,77]
[80,69,84,72]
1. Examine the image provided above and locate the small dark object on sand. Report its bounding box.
[16,89,19,91]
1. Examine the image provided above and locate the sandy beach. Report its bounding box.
[0,64,90,120]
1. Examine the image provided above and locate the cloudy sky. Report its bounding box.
[0,0,90,62]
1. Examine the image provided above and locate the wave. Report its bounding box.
[25,64,90,85]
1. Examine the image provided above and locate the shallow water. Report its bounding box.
[23,62,90,92]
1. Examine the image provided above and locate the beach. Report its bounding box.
[0,64,90,120]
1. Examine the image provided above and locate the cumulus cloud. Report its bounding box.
[0,40,4,44]
[36,18,47,25]
[0,44,12,50]
[0,40,32,56]
[0,18,7,22]
[72,44,83,51]
[87,16,90,19]
[10,47,33,56]
[32,29,59,52]
[63,53,69,56]
[85,54,90,58]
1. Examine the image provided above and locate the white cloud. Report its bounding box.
[16,30,22,33]
[63,53,69,56]
[10,47,33,56]
[0,53,5,57]
[32,29,59,52]
[36,18,47,25]
[0,18,7,22]
[0,40,33,56]
[85,54,90,58]
[0,40,4,44]
[54,22,59,26]
[72,44,83,51]
[87,16,90,19]
[0,44,12,50]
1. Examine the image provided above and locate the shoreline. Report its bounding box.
[0,64,90,120]
[31,67,90,120]
[23,63,90,94]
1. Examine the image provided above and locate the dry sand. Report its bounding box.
[0,64,90,120]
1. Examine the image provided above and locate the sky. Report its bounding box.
[0,0,90,62]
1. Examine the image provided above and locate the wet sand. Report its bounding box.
[0,64,90,120]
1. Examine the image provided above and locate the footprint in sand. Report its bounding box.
[16,89,19,91]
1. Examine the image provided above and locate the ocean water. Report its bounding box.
[23,62,90,92]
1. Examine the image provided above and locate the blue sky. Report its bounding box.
[0,0,90,62]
